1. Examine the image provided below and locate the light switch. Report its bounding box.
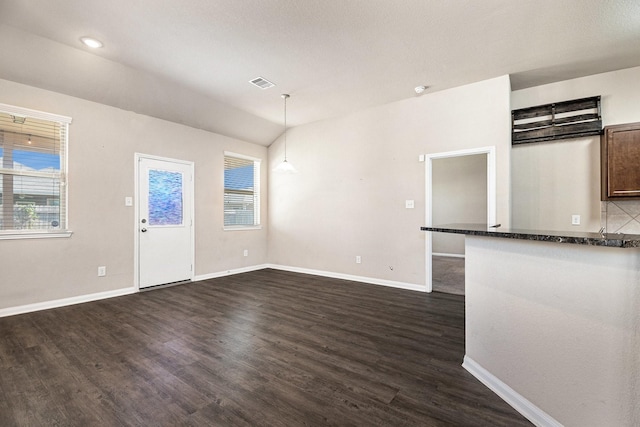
[405,200,415,209]
[125,197,133,206]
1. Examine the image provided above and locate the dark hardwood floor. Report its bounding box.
[0,269,531,426]
[432,256,465,295]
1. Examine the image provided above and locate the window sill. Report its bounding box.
[0,230,73,240]
[223,225,262,231]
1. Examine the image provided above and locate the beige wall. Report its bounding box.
[0,75,512,309]
[432,154,487,255]
[9,65,640,309]
[0,78,268,310]
[466,236,640,426]
[268,76,511,287]
[511,66,640,232]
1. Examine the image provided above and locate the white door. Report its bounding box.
[137,155,194,289]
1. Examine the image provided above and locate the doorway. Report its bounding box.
[425,147,496,293]
[135,154,194,290]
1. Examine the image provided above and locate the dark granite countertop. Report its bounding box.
[421,223,640,248]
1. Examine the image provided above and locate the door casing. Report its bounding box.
[425,146,496,292]
[134,153,195,290]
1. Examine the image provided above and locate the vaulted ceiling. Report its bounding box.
[1,0,639,146]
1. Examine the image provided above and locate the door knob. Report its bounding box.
[141,228,147,232]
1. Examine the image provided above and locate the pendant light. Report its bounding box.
[273,94,297,173]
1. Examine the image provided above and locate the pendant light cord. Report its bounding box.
[273,94,296,173]
[282,94,289,161]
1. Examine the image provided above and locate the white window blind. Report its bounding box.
[224,153,260,228]
[0,105,70,235]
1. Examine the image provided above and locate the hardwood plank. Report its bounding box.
[432,255,465,295]
[0,269,532,426]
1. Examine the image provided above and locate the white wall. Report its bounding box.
[268,76,511,287]
[511,66,640,232]
[0,78,268,310]
[432,154,487,255]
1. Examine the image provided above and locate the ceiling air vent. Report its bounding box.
[249,77,275,89]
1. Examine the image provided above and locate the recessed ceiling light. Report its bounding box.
[80,37,103,48]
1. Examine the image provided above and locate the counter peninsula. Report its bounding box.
[422,223,640,427]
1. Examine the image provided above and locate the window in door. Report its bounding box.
[148,169,184,226]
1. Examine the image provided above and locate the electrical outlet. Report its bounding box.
[98,266,106,277]
[571,215,581,226]
[243,249,249,257]
[355,256,361,264]
[405,200,415,209]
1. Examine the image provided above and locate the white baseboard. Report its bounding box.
[193,264,270,282]
[1,263,424,318]
[462,356,563,427]
[0,287,137,318]
[432,252,465,258]
[266,264,427,292]
[196,263,427,293]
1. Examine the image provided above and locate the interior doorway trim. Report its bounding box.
[425,146,496,292]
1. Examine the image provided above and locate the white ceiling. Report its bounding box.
[1,0,639,146]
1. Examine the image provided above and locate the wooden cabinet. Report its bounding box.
[601,122,640,200]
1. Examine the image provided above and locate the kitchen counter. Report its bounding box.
[422,223,640,426]
[421,223,640,248]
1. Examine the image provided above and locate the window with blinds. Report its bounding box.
[0,104,71,236]
[224,152,261,228]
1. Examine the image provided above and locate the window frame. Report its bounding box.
[0,103,72,240]
[223,151,261,231]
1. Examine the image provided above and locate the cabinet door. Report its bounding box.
[602,123,640,200]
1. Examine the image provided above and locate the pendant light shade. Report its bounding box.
[273,94,297,174]
[273,158,297,173]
